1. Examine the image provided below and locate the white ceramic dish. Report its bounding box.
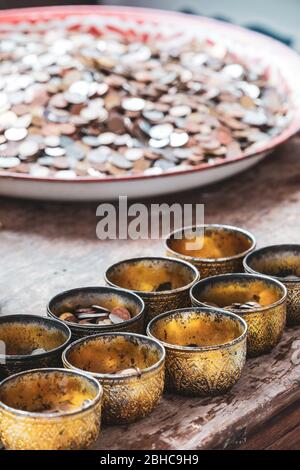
[0,5,299,201]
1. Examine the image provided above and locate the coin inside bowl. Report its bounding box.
[0,368,102,450]
[47,286,145,337]
[191,274,287,356]
[105,256,198,293]
[244,245,300,325]
[63,332,165,424]
[165,225,255,278]
[105,257,199,323]
[0,315,71,378]
[63,333,163,376]
[191,274,285,311]
[147,307,247,395]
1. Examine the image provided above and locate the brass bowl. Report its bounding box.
[47,286,145,339]
[105,256,199,324]
[0,314,71,379]
[62,332,165,424]
[0,368,102,450]
[165,224,256,279]
[244,245,300,325]
[147,307,247,396]
[191,273,287,357]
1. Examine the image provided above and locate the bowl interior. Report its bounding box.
[246,246,300,279]
[167,226,253,260]
[106,258,196,293]
[149,309,244,348]
[65,335,161,375]
[49,289,142,324]
[0,370,98,414]
[192,276,284,309]
[0,318,68,356]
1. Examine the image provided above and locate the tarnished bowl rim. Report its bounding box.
[0,367,103,419]
[244,244,300,284]
[0,314,72,362]
[190,272,288,314]
[165,224,256,263]
[147,306,248,352]
[47,285,145,330]
[62,332,165,380]
[105,256,200,297]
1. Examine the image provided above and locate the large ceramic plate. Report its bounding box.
[0,5,300,201]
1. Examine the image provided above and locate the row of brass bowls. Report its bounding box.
[0,306,247,449]
[0,368,102,450]
[0,315,71,379]
[48,286,145,339]
[147,307,247,396]
[62,332,165,424]
[165,224,256,278]
[244,245,300,325]
[105,256,200,323]
[190,274,287,357]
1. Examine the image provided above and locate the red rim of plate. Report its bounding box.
[0,5,299,185]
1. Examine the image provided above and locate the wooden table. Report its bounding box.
[1,136,300,450]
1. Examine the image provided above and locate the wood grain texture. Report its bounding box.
[0,136,300,449]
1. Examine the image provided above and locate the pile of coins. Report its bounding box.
[111,366,142,377]
[204,300,262,311]
[30,348,46,356]
[59,304,131,325]
[281,274,300,281]
[0,17,290,179]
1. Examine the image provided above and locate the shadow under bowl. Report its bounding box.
[165,224,256,279]
[0,368,102,450]
[62,332,165,424]
[0,314,71,379]
[47,286,145,338]
[105,256,199,324]
[147,307,247,396]
[244,245,300,325]
[191,273,287,357]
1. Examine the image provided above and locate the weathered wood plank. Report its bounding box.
[238,400,300,450]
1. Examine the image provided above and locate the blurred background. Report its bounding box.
[0,1,299,49]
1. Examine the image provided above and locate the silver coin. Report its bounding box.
[169,132,189,148]
[122,97,145,112]
[44,135,60,147]
[149,138,169,149]
[4,127,27,142]
[109,152,133,169]
[0,111,17,129]
[142,109,164,123]
[69,80,90,97]
[64,91,86,105]
[97,132,116,145]
[223,64,244,79]
[169,105,191,118]
[124,148,144,161]
[82,136,101,147]
[29,164,50,177]
[18,140,39,158]
[38,156,54,166]
[149,123,173,140]
[87,146,111,164]
[0,156,20,168]
[45,146,66,157]
[55,169,77,179]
